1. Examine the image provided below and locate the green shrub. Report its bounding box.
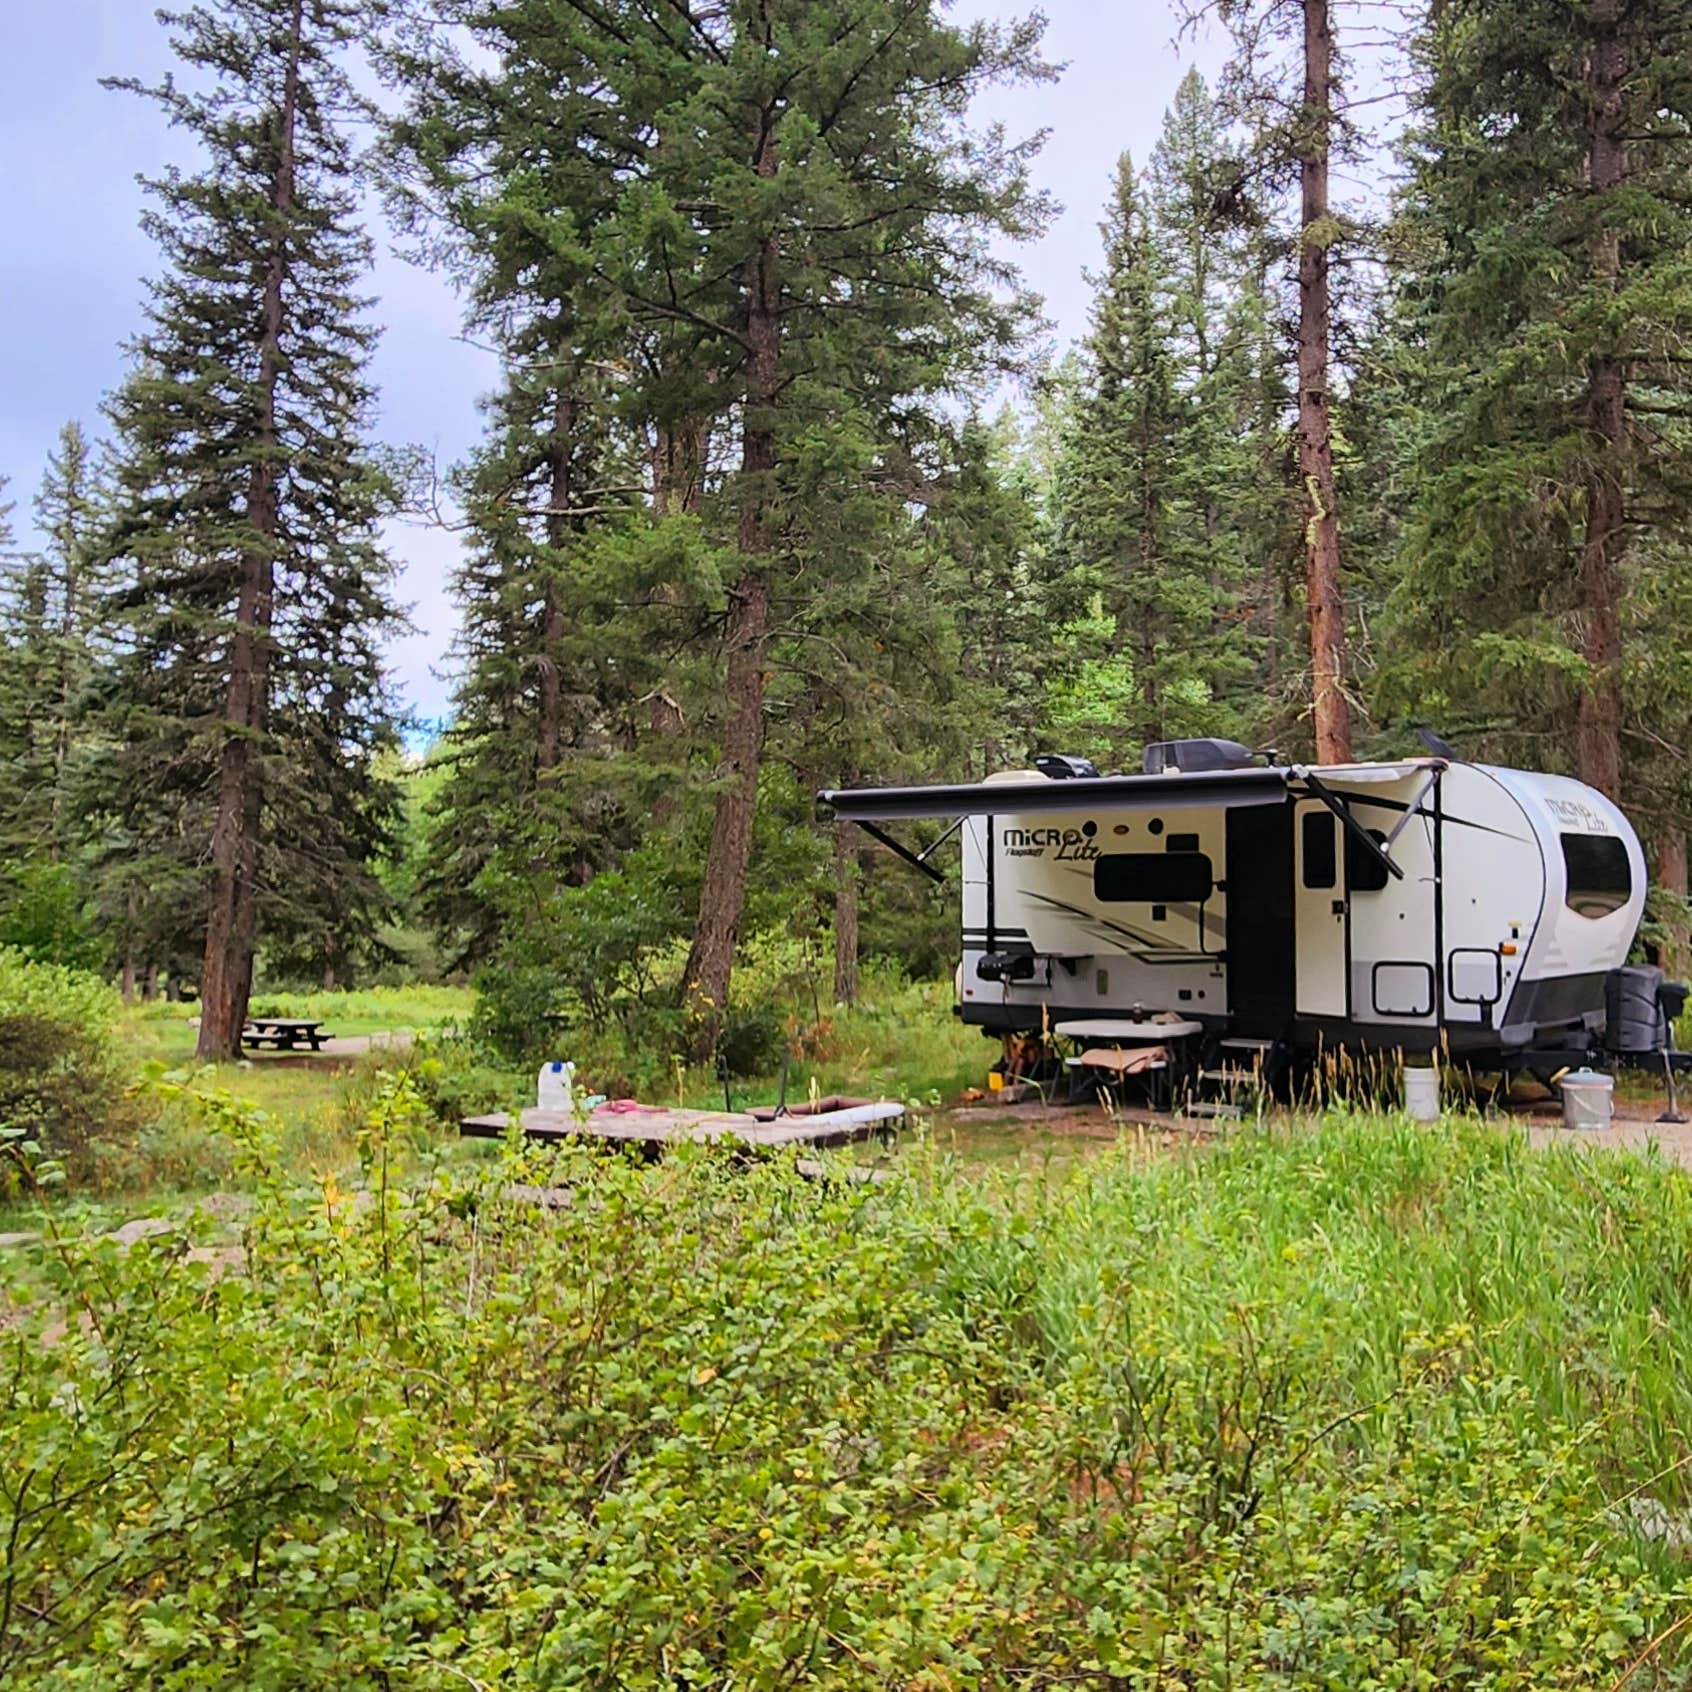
[3,1098,1689,1687]
[0,947,129,1169]
[0,859,103,969]
[405,1028,532,1125]
[718,998,786,1077]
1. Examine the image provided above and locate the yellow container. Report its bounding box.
[988,1071,1004,1092]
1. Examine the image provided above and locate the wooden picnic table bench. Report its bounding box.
[241,1016,334,1053]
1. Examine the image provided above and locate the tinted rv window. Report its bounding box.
[1347,828,1391,894]
[1302,811,1336,889]
[1094,853,1214,904]
[1561,833,1631,919]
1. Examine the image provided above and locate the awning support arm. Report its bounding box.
[1296,769,1405,881]
[856,820,947,885]
[1382,765,1444,853]
[917,816,965,862]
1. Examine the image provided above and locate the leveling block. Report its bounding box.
[459,1096,904,1155]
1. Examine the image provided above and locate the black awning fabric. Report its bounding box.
[817,767,1292,822]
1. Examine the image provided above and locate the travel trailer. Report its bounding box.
[819,740,1684,1086]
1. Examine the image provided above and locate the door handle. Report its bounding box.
[1331,899,1346,917]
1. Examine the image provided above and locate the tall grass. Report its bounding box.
[9,1094,1690,1685]
[922,1110,1692,1498]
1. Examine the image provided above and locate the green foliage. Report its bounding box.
[388,0,1055,1027]
[0,859,102,969]
[0,947,128,1166]
[3,1105,1688,1686]
[1380,0,1692,808]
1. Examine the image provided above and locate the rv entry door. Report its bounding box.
[1293,799,1348,1019]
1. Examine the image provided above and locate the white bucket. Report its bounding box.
[1403,1065,1440,1122]
[1558,1068,1614,1131]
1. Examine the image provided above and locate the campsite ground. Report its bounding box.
[12,972,1692,1300]
[31,978,1692,1211]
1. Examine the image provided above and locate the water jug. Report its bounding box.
[537,1060,575,1112]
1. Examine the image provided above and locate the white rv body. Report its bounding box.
[831,757,1645,1059]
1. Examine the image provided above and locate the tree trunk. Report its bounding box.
[833,823,860,1007]
[682,124,779,1062]
[1576,1,1629,802]
[653,419,708,519]
[1656,831,1689,977]
[196,0,301,1063]
[1295,0,1351,765]
[646,416,708,824]
[120,887,138,1003]
[143,963,159,1003]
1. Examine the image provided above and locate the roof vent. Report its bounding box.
[1142,738,1258,775]
[1035,754,1100,780]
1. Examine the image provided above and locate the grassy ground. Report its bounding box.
[16,970,1692,1683]
[121,983,473,1058]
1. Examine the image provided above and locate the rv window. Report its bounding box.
[1094,853,1213,904]
[1302,812,1337,889]
[1347,828,1391,893]
[1561,833,1631,919]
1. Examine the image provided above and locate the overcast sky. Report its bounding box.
[1,1,1227,727]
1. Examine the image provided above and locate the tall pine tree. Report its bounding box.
[1188,0,1369,760]
[103,0,402,1055]
[392,0,1051,1058]
[1051,82,1263,763]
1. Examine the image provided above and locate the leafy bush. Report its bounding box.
[3,1100,1689,1687]
[0,859,103,969]
[0,947,129,1168]
[404,1027,531,1125]
[718,998,787,1077]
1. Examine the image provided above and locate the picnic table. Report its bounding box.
[1053,1017,1203,1110]
[242,1016,333,1053]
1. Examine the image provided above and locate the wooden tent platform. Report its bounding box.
[460,1100,904,1153]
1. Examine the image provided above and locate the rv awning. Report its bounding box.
[816,766,1293,822]
[819,759,1445,886]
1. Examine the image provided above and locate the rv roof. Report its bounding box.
[817,759,1438,822]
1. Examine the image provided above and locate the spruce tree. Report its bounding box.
[103,0,402,1054]
[1385,0,1692,812]
[386,15,706,967]
[26,425,115,859]
[0,476,33,855]
[1052,93,1262,764]
[0,475,52,856]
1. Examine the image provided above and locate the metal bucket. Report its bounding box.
[1403,1065,1440,1122]
[1558,1068,1615,1131]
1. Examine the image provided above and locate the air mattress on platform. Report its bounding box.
[460,1099,904,1151]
